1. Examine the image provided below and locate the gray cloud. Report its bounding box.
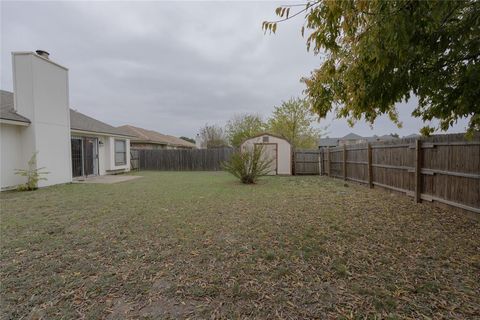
[1,1,469,138]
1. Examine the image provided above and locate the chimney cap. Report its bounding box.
[35,50,50,59]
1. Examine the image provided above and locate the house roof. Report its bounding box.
[0,90,30,123]
[70,109,133,137]
[1,90,131,137]
[118,125,196,148]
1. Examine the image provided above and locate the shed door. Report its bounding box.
[256,143,277,175]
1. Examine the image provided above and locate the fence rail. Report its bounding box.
[320,133,480,213]
[134,147,234,171]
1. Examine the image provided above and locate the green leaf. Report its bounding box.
[264,0,480,134]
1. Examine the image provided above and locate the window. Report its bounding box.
[115,139,126,165]
[263,136,269,143]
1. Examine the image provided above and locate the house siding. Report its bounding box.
[0,124,27,188]
[8,52,71,188]
[106,137,131,173]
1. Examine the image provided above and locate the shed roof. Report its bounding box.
[241,132,291,145]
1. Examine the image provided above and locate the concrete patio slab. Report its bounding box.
[73,175,141,184]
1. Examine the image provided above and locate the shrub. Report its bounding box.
[15,152,49,191]
[223,146,273,184]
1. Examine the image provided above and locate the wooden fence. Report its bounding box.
[134,147,234,171]
[320,133,480,213]
[293,149,320,175]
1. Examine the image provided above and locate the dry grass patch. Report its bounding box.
[1,171,479,319]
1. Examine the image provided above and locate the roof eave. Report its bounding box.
[130,139,170,146]
[0,118,30,126]
[70,128,135,138]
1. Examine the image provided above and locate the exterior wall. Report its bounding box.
[241,134,292,175]
[70,133,108,176]
[0,124,28,188]
[98,136,107,175]
[71,133,131,175]
[11,52,71,188]
[1,52,131,189]
[105,137,130,173]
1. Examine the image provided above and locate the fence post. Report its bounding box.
[343,144,347,180]
[292,149,295,176]
[319,149,323,175]
[327,147,331,176]
[367,143,373,188]
[415,139,422,203]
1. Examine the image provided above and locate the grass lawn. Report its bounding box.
[1,172,479,319]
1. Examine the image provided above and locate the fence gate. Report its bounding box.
[293,149,321,175]
[130,149,140,171]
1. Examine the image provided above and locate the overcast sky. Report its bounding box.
[1,1,470,138]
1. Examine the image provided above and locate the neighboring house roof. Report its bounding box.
[70,109,133,137]
[405,133,420,138]
[1,90,131,137]
[0,90,30,123]
[318,137,339,147]
[319,133,401,147]
[377,134,398,141]
[118,125,196,148]
[341,133,364,140]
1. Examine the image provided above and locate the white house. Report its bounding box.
[241,133,292,175]
[0,51,132,190]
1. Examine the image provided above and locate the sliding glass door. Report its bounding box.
[71,137,83,177]
[71,136,98,178]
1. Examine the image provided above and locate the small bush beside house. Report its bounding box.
[15,152,49,191]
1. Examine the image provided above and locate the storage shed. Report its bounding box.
[240,133,292,175]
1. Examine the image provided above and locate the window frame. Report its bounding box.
[114,139,127,166]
